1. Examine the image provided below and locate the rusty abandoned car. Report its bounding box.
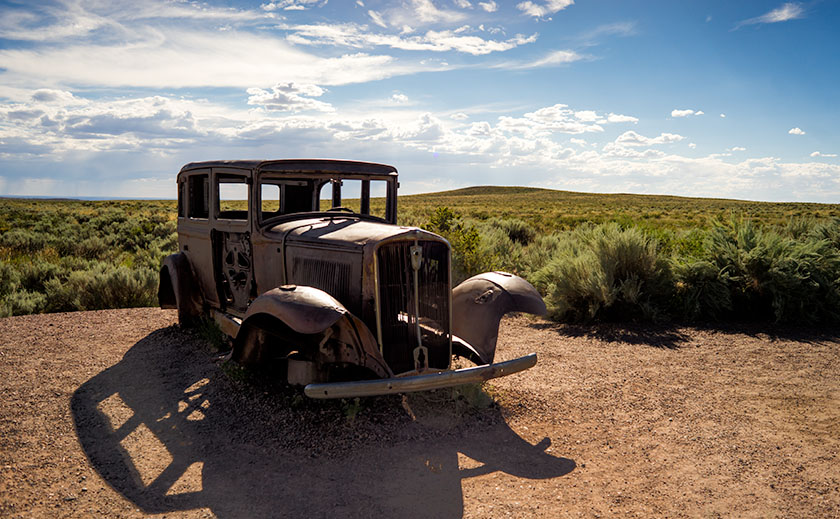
[158,159,546,398]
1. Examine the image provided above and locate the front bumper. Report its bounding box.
[304,353,537,399]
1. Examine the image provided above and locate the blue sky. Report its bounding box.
[0,0,838,201]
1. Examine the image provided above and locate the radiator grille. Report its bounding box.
[290,258,356,314]
[376,240,450,373]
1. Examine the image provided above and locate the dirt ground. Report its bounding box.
[0,308,838,518]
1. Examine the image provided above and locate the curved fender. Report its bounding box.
[452,271,546,364]
[234,286,392,379]
[242,286,347,335]
[158,253,202,326]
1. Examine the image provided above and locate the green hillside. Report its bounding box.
[398,186,840,231]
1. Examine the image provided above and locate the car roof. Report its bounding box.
[178,159,397,176]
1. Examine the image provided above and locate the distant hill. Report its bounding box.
[398,186,840,231]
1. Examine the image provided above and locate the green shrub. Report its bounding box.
[532,223,673,322]
[672,260,731,320]
[703,218,840,323]
[1,289,47,316]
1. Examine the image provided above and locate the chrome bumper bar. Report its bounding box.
[304,353,537,399]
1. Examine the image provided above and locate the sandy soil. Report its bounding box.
[0,308,838,518]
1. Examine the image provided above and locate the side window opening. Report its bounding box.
[259,179,317,220]
[187,174,209,219]
[217,176,248,220]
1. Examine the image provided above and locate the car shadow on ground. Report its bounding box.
[71,327,575,518]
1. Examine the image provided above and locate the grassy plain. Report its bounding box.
[398,186,840,231]
[2,187,839,323]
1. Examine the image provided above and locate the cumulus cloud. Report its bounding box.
[390,93,410,104]
[246,83,334,112]
[605,113,639,123]
[3,92,840,202]
[810,151,837,158]
[720,113,726,118]
[734,2,804,29]
[450,112,469,120]
[615,131,685,146]
[788,127,806,135]
[671,109,704,118]
[517,0,574,18]
[479,1,498,12]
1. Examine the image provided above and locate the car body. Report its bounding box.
[158,159,545,398]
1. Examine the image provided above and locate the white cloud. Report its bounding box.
[454,0,472,7]
[810,151,837,158]
[501,49,584,69]
[368,10,388,28]
[615,131,684,146]
[671,109,703,118]
[450,112,469,120]
[479,1,498,12]
[688,143,697,149]
[517,0,574,18]
[247,83,334,112]
[384,0,467,26]
[283,22,538,56]
[605,113,638,124]
[390,93,410,104]
[0,26,433,89]
[720,113,726,118]
[788,127,806,135]
[261,1,325,11]
[730,146,746,151]
[4,93,839,202]
[735,2,805,29]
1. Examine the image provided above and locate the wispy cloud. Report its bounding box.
[734,2,804,30]
[810,151,837,158]
[671,109,704,117]
[497,49,585,69]
[261,0,326,11]
[283,22,538,55]
[517,0,574,19]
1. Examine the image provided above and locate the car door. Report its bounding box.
[211,169,253,314]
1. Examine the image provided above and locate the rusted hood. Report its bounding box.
[269,217,444,247]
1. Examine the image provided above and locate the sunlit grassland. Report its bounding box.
[2,187,839,323]
[396,186,840,231]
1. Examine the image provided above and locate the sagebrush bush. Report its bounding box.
[531,223,673,322]
[703,218,840,323]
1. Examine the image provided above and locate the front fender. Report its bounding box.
[232,286,391,379]
[452,272,546,364]
[158,253,202,326]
